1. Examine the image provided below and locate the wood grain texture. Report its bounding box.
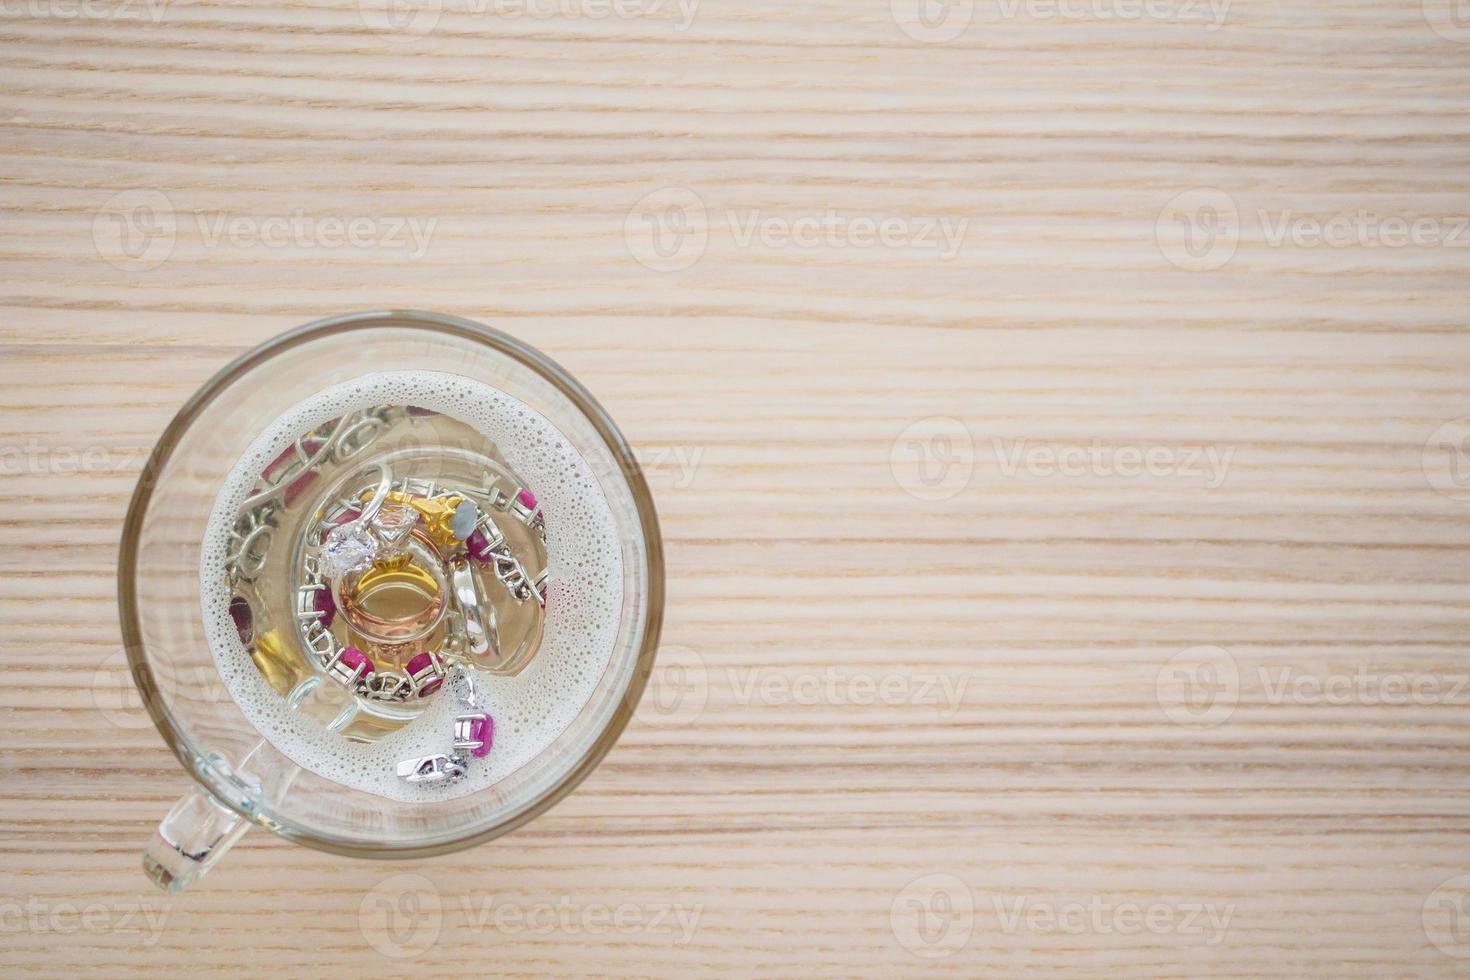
[1,0,1469,975]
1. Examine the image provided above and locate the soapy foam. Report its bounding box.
[199,371,623,802]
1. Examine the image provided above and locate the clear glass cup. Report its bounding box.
[118,310,664,891]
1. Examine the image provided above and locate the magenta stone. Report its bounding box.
[466,529,495,563]
[228,596,253,644]
[406,652,443,696]
[312,586,336,628]
[339,646,373,673]
[469,714,493,758]
[516,488,538,510]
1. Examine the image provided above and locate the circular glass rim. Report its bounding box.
[117,309,665,859]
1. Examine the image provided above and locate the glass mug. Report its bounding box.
[119,311,664,891]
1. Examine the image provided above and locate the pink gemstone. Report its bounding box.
[229,596,253,644]
[466,530,494,563]
[406,652,443,696]
[516,488,538,510]
[313,586,336,628]
[338,647,373,674]
[469,714,493,758]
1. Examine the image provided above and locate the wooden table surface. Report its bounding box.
[3,0,1469,976]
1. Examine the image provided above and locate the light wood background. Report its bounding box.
[2,0,1469,976]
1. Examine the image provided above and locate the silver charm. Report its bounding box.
[396,753,467,784]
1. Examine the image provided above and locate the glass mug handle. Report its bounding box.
[143,741,300,893]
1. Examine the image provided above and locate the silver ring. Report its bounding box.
[450,556,499,665]
[354,462,393,527]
